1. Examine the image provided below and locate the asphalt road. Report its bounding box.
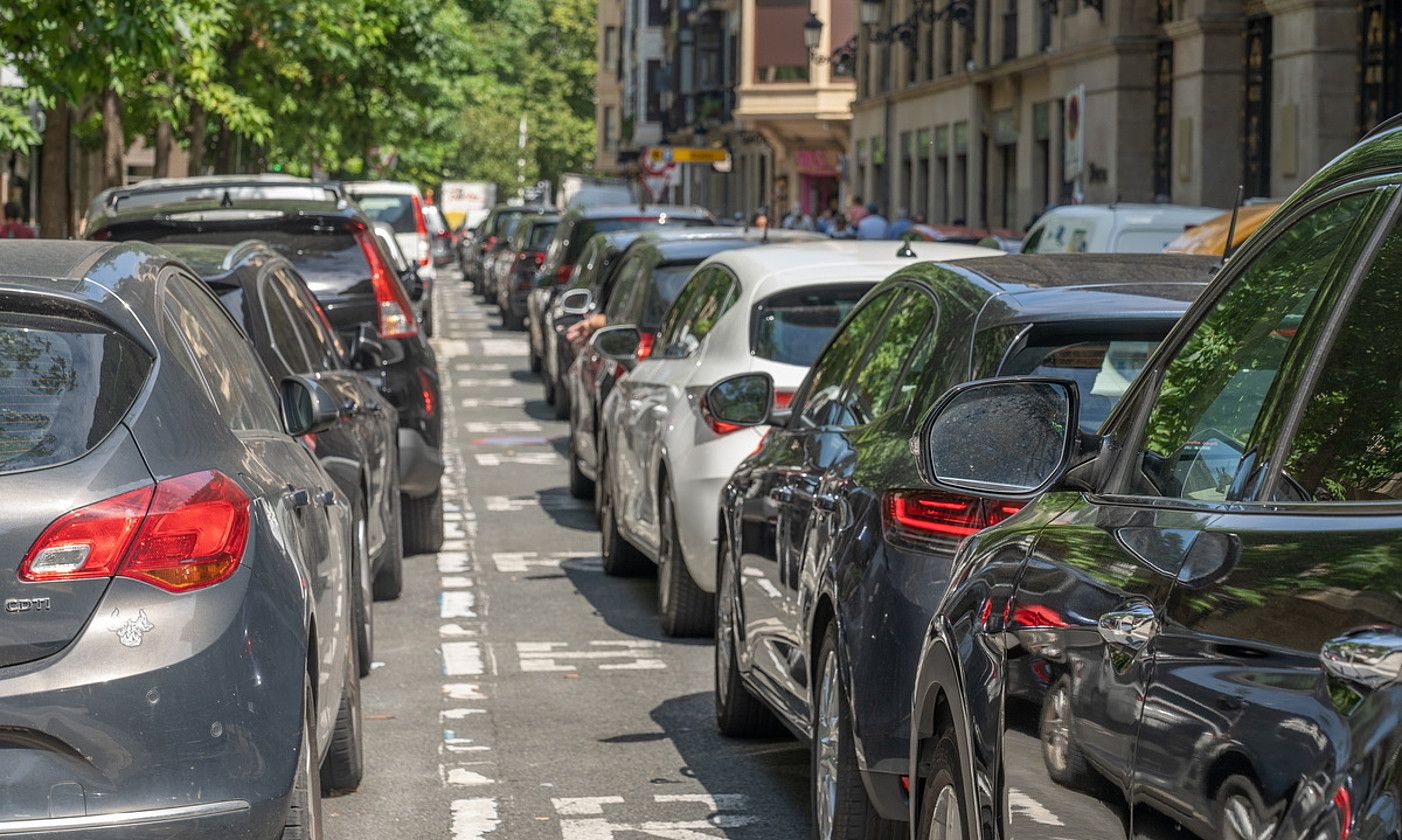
[324,268,809,840]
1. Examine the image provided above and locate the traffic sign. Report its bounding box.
[645,146,730,165]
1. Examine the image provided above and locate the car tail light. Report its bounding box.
[481,235,497,254]
[411,195,430,266]
[1333,786,1353,840]
[774,389,795,409]
[355,230,418,339]
[883,491,1025,540]
[20,471,250,593]
[635,331,656,361]
[419,368,437,417]
[555,264,575,284]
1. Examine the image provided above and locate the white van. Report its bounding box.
[1022,203,1222,254]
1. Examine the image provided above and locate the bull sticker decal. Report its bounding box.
[108,609,155,648]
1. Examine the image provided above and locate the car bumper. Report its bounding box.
[400,426,445,497]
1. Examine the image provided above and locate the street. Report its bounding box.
[326,268,809,839]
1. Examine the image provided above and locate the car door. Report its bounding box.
[999,188,1385,840]
[738,287,899,703]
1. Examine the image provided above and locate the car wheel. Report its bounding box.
[715,536,778,737]
[372,490,404,601]
[568,441,594,502]
[1217,775,1277,840]
[657,483,714,637]
[352,513,374,677]
[529,336,543,373]
[813,624,894,840]
[549,374,570,420]
[916,730,967,840]
[1039,677,1091,787]
[281,675,324,840]
[423,306,434,338]
[599,449,648,576]
[401,487,444,555]
[320,637,365,795]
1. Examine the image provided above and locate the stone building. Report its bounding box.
[849,0,1401,232]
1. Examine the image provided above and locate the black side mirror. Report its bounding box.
[916,377,1079,498]
[558,288,594,316]
[591,324,642,361]
[348,323,385,369]
[282,375,341,436]
[401,267,426,302]
[704,372,785,427]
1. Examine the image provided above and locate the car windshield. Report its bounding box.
[354,193,418,234]
[752,284,873,366]
[1000,330,1166,432]
[0,312,151,474]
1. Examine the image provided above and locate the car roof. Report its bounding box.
[705,239,998,280]
[1279,118,1402,216]
[623,229,823,264]
[0,240,119,285]
[565,204,712,220]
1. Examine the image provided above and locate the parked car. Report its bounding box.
[564,229,782,510]
[0,240,361,838]
[706,253,1217,838]
[86,191,446,555]
[423,203,455,268]
[163,240,403,673]
[904,118,1402,840]
[372,219,433,337]
[344,180,437,285]
[536,204,715,295]
[493,213,560,330]
[1163,199,1283,255]
[83,174,344,231]
[533,231,643,415]
[594,237,974,636]
[460,204,552,290]
[1022,203,1221,254]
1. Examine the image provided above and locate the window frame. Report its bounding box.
[834,282,941,429]
[657,264,740,360]
[1091,183,1402,514]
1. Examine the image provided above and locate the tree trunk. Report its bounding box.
[99,88,125,189]
[153,118,174,178]
[214,119,232,174]
[186,105,207,175]
[38,103,69,239]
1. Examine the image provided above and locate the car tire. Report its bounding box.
[715,537,779,737]
[1217,775,1276,840]
[599,448,648,576]
[352,513,374,678]
[372,490,404,601]
[1039,677,1091,788]
[320,640,365,795]
[401,487,444,555]
[549,374,570,420]
[568,446,594,502]
[281,675,324,840]
[915,730,967,840]
[813,624,895,840]
[529,338,543,373]
[423,306,434,338]
[657,484,714,637]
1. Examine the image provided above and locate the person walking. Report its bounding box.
[846,196,868,226]
[0,203,34,238]
[856,202,888,240]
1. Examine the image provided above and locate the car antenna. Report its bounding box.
[895,234,916,258]
[761,222,769,243]
[1221,184,1245,264]
[220,189,234,208]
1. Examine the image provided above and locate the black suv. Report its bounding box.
[461,204,553,290]
[905,119,1402,840]
[87,186,446,554]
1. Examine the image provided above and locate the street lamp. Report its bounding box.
[803,12,855,68]
[860,0,883,26]
[803,12,823,51]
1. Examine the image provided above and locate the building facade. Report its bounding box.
[850,0,1402,232]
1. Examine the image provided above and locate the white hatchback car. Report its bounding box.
[595,239,999,636]
[344,180,437,283]
[1022,202,1221,254]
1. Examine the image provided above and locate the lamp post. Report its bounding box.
[803,12,823,52]
[803,12,856,71]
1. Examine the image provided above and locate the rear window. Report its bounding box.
[493,211,528,237]
[641,264,699,327]
[752,284,873,366]
[124,227,370,288]
[999,328,1166,432]
[529,223,559,250]
[0,312,151,474]
[1024,219,1096,253]
[354,193,418,234]
[568,216,712,263]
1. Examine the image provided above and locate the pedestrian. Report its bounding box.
[815,209,834,235]
[856,202,888,240]
[887,209,914,240]
[0,202,34,239]
[846,196,868,226]
[829,215,855,238]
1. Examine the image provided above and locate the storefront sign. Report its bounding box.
[795,149,842,176]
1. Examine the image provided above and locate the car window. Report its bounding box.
[797,289,897,428]
[354,193,417,234]
[1001,331,1165,434]
[529,223,559,250]
[568,216,711,263]
[1025,218,1095,253]
[1113,228,1181,253]
[1278,217,1402,503]
[264,268,342,374]
[641,263,702,329]
[165,272,283,432]
[603,256,647,322]
[751,283,872,367]
[259,273,314,377]
[837,289,935,427]
[0,310,151,474]
[1126,193,1372,501]
[658,267,738,359]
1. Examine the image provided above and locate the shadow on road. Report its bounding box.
[564,555,716,647]
[535,486,597,532]
[523,399,556,421]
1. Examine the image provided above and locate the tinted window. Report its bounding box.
[354,193,418,234]
[798,289,896,427]
[568,216,711,262]
[1281,219,1402,502]
[260,275,314,376]
[278,269,345,368]
[1025,218,1095,253]
[165,274,282,432]
[529,222,559,250]
[1000,330,1165,433]
[492,210,528,237]
[752,283,873,366]
[602,257,647,321]
[840,290,934,426]
[0,312,150,474]
[1130,194,1371,501]
[657,268,737,359]
[641,263,701,328]
[128,227,370,291]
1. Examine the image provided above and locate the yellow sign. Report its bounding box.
[646,146,730,165]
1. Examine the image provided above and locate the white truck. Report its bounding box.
[556,173,634,210]
[440,181,497,230]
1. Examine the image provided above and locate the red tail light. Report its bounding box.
[555,263,575,284]
[20,471,250,593]
[704,413,744,436]
[635,331,656,361]
[481,235,497,254]
[419,368,437,417]
[774,389,795,409]
[883,491,1025,540]
[355,230,418,339]
[1333,786,1353,840]
[410,195,430,266]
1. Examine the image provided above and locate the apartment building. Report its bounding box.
[850,0,1400,232]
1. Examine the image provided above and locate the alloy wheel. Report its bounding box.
[815,651,841,840]
[1222,793,1276,840]
[715,545,736,691]
[657,492,674,613]
[357,517,372,649]
[927,783,961,840]
[1040,683,1071,773]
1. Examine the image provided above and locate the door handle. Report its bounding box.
[316,490,339,508]
[285,486,312,510]
[1321,627,1402,688]
[813,492,843,514]
[1097,601,1159,651]
[340,399,359,417]
[769,486,794,503]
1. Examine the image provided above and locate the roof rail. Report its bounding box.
[1362,112,1402,141]
[105,176,346,210]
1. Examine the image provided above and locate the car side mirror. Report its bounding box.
[348,323,385,369]
[282,375,340,436]
[401,267,426,302]
[917,377,1079,498]
[590,324,642,361]
[558,288,594,316]
[704,372,787,427]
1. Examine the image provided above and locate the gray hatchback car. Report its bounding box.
[0,241,361,838]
